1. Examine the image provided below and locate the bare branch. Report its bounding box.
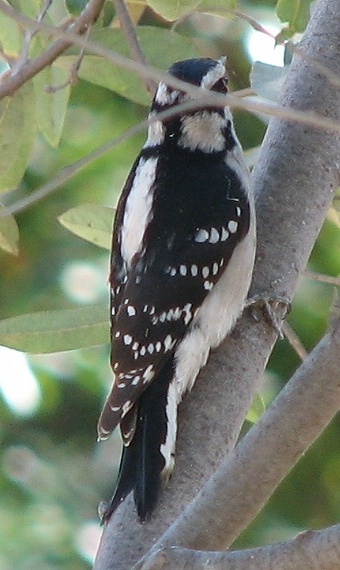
[303,270,340,287]
[113,0,156,94]
[281,321,308,361]
[139,524,340,570]
[1,2,340,135]
[0,98,260,219]
[0,0,106,98]
[136,295,340,567]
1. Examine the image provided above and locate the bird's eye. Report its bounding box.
[212,77,228,94]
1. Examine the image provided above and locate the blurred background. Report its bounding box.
[0,0,339,568]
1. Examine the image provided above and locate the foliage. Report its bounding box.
[0,0,339,568]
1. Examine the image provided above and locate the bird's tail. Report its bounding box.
[102,358,177,523]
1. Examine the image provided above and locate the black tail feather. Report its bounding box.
[103,358,175,523]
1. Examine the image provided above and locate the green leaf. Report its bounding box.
[0,82,37,192]
[246,392,266,424]
[276,0,312,33]
[275,27,295,43]
[250,62,290,102]
[64,0,88,15]
[10,0,45,18]
[33,65,71,147]
[0,305,109,353]
[0,205,19,255]
[58,204,114,249]
[58,27,199,106]
[197,0,236,16]
[0,2,23,56]
[145,0,201,21]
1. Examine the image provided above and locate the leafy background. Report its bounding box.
[0,0,339,568]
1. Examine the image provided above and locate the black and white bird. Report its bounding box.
[98,57,256,522]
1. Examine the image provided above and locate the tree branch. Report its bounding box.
[113,0,156,94]
[1,1,340,135]
[139,523,340,570]
[136,293,340,569]
[93,0,340,568]
[0,0,106,98]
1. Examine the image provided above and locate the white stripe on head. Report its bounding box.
[144,111,165,147]
[154,81,180,106]
[201,58,226,90]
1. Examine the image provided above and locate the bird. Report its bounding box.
[97,57,256,523]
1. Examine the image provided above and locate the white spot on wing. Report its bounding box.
[173,307,182,320]
[228,220,238,233]
[183,305,192,325]
[122,400,132,415]
[143,364,155,383]
[195,229,209,243]
[166,309,174,320]
[221,227,229,241]
[123,334,132,345]
[194,203,256,349]
[164,334,174,352]
[209,227,220,243]
[127,305,136,316]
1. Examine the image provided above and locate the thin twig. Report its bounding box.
[15,0,53,69]
[281,321,308,361]
[46,24,92,92]
[303,270,340,286]
[0,98,229,218]
[1,1,340,135]
[0,0,106,97]
[235,10,277,38]
[138,525,340,570]
[114,0,156,94]
[235,9,340,90]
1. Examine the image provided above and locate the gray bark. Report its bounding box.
[94,0,340,568]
